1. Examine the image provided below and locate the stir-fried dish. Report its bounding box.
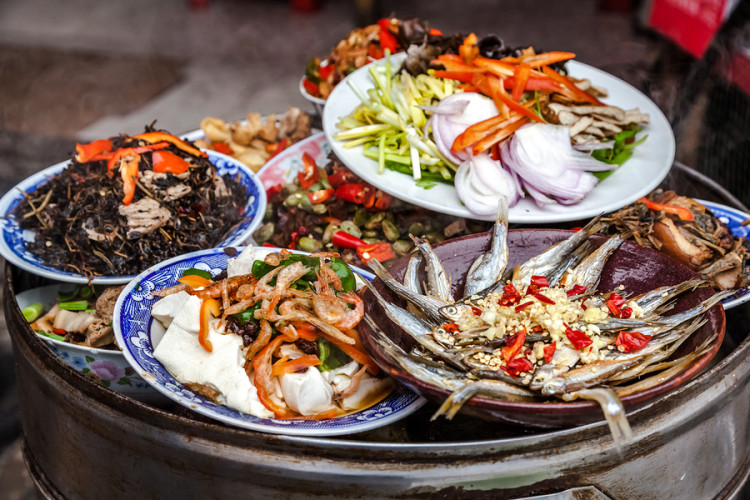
[25,285,124,349]
[363,203,728,441]
[151,248,392,419]
[602,190,750,290]
[303,17,441,99]
[194,107,313,172]
[14,127,249,278]
[254,152,491,267]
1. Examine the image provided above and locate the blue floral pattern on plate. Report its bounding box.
[0,150,266,285]
[699,200,750,309]
[113,247,424,436]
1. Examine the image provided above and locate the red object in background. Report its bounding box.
[292,0,321,12]
[648,0,729,58]
[725,49,750,96]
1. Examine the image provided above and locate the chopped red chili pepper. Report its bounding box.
[514,301,534,312]
[133,131,207,158]
[499,283,521,306]
[75,139,112,163]
[566,284,587,297]
[501,328,527,362]
[331,230,365,250]
[327,169,357,188]
[319,64,334,81]
[120,156,140,205]
[605,292,629,317]
[530,276,549,288]
[616,330,652,352]
[621,307,633,319]
[532,292,555,305]
[372,191,392,210]
[470,306,482,316]
[377,19,399,53]
[429,28,443,36]
[564,323,593,350]
[605,299,621,317]
[638,197,694,221]
[268,138,288,159]
[302,78,319,96]
[335,183,375,206]
[502,357,534,377]
[307,188,334,204]
[152,150,190,175]
[266,183,283,199]
[298,152,320,190]
[356,242,396,264]
[543,342,556,363]
[212,142,234,156]
[52,328,67,335]
[442,323,460,334]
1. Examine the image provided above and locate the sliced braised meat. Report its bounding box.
[118,197,171,239]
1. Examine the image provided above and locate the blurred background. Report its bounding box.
[0,0,748,497]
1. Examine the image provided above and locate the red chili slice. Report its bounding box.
[532,292,555,305]
[297,153,320,190]
[564,323,593,350]
[543,342,556,363]
[566,284,587,297]
[502,357,534,377]
[514,301,534,313]
[501,328,527,362]
[616,330,652,352]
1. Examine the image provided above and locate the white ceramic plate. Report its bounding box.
[0,150,266,285]
[698,199,750,310]
[113,246,425,436]
[323,53,675,223]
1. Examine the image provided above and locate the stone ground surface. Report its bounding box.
[0,0,747,496]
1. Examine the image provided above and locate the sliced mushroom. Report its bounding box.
[652,218,713,269]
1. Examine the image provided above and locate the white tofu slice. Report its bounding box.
[151,290,192,329]
[280,368,335,416]
[227,246,257,278]
[340,375,393,411]
[171,295,202,334]
[153,300,273,418]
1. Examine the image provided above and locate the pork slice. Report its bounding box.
[118,197,171,239]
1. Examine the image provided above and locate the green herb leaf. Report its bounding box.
[591,127,648,180]
[317,338,351,371]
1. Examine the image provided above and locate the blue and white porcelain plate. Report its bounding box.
[699,199,750,310]
[0,150,266,285]
[113,246,424,436]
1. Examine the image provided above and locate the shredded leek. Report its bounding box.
[335,54,460,184]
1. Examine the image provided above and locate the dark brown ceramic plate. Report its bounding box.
[359,229,726,428]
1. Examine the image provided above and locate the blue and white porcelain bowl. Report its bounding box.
[0,149,266,285]
[113,246,425,436]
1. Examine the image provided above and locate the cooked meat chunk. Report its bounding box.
[95,285,125,319]
[118,197,171,239]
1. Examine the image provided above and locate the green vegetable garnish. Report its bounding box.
[59,300,89,311]
[252,255,357,292]
[317,338,351,371]
[231,302,262,326]
[57,286,79,302]
[22,302,44,322]
[592,127,648,178]
[38,330,66,342]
